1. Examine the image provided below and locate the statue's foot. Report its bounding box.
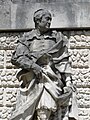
[63,116,69,120]
[36,108,51,120]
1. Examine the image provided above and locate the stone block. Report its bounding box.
[70,49,89,68]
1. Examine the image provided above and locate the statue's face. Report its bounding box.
[38,14,52,31]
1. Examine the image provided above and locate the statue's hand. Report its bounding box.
[63,86,72,93]
[33,64,43,79]
[66,80,76,92]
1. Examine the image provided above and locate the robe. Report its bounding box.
[10,29,75,120]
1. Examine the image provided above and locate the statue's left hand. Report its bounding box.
[33,64,43,79]
[63,86,72,93]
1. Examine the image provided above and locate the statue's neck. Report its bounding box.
[36,28,49,35]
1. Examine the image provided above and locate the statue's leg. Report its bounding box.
[61,106,69,120]
[36,108,51,120]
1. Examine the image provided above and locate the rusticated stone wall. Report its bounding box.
[0,32,22,120]
[0,30,90,120]
[69,31,90,120]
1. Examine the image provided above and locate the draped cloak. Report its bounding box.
[10,29,76,120]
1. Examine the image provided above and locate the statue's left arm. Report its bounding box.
[52,32,72,88]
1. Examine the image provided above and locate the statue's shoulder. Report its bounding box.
[52,30,63,37]
[23,29,35,40]
[51,30,63,42]
[18,29,35,44]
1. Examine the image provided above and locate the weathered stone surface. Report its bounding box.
[70,49,89,68]
[0,69,19,88]
[69,35,90,49]
[0,36,19,50]
[10,2,90,28]
[1,1,90,29]
[6,50,16,69]
[0,50,4,69]
[0,1,11,29]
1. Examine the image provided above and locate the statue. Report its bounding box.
[11,9,78,120]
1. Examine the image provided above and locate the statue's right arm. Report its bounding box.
[11,41,34,70]
[11,40,42,77]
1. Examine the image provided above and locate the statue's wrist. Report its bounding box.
[31,63,39,68]
[66,80,72,87]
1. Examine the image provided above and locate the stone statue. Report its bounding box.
[11,9,78,120]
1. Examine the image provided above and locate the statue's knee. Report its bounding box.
[36,108,51,120]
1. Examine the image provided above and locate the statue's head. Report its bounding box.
[33,9,52,32]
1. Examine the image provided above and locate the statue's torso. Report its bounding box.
[30,37,56,53]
